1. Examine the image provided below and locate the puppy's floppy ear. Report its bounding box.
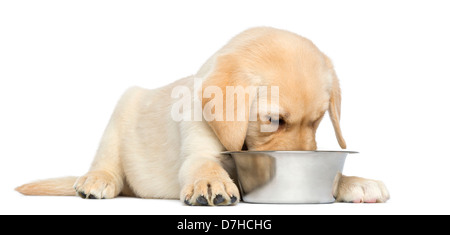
[200,55,255,151]
[326,57,347,149]
[329,75,346,149]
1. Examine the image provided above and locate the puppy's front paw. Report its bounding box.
[334,175,390,203]
[181,178,240,206]
[74,171,121,199]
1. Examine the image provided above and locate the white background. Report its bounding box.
[1,0,450,215]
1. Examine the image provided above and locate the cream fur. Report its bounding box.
[16,27,389,205]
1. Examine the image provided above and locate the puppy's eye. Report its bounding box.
[268,117,285,126]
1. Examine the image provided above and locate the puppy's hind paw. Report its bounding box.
[334,175,390,203]
[74,171,121,199]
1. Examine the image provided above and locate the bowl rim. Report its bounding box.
[222,150,359,154]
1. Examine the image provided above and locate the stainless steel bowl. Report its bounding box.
[223,150,358,204]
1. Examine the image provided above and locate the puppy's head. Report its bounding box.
[201,27,346,151]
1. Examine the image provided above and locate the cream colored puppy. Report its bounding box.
[16,27,389,205]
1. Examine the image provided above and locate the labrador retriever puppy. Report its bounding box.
[16,27,389,205]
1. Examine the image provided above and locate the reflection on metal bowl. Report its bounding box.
[223,151,358,204]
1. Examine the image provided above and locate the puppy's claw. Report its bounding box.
[184,199,193,206]
[230,195,238,204]
[213,194,225,205]
[78,192,87,199]
[196,195,209,206]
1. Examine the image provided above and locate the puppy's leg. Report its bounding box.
[74,88,142,199]
[74,119,124,199]
[333,173,390,203]
[179,156,240,206]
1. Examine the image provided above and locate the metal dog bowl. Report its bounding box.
[223,150,358,204]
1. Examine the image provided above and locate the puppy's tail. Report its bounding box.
[15,176,78,196]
